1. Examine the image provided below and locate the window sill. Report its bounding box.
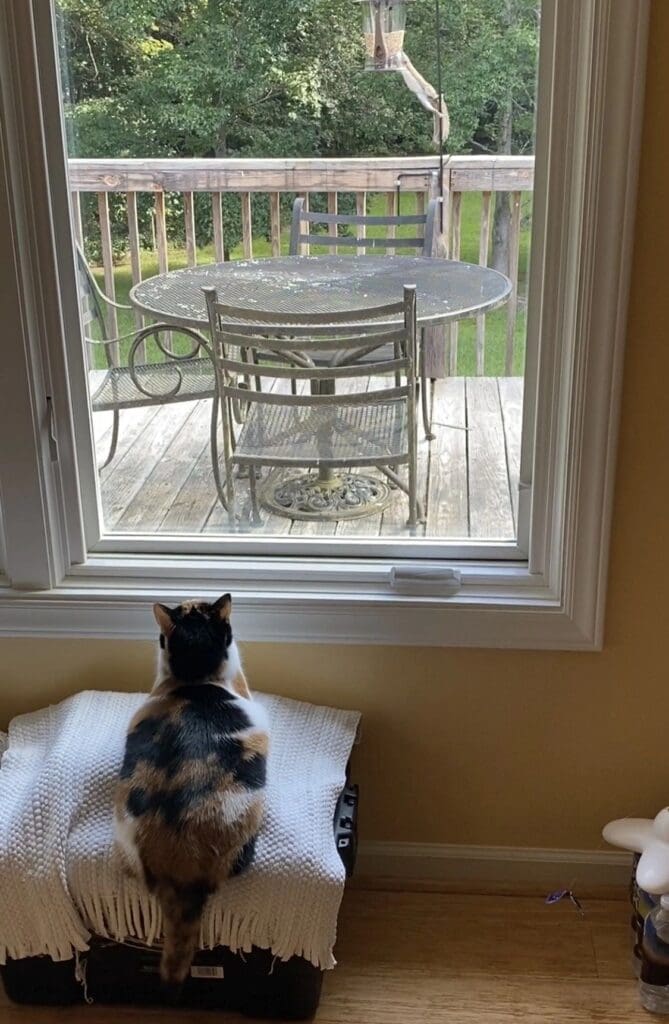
[0,556,597,649]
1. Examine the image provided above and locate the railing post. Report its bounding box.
[448,191,462,376]
[269,192,281,257]
[476,190,492,376]
[386,192,397,253]
[184,191,197,266]
[505,191,522,375]
[212,192,225,261]
[154,191,169,274]
[97,191,118,363]
[241,192,253,259]
[126,191,144,351]
[71,191,83,249]
[356,192,367,255]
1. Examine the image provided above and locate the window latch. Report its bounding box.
[45,395,58,462]
[389,566,462,595]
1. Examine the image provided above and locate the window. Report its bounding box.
[0,0,650,647]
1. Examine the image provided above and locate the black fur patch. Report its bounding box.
[121,686,252,782]
[231,836,257,877]
[121,686,264,826]
[234,753,267,791]
[165,606,233,683]
[126,780,216,827]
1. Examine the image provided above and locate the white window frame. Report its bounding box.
[0,0,650,648]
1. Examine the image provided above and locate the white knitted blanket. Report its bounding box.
[0,690,359,970]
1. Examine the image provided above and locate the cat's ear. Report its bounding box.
[212,593,232,621]
[153,603,175,635]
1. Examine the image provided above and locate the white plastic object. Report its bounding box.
[603,809,669,894]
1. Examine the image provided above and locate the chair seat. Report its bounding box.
[233,399,409,468]
[90,357,215,412]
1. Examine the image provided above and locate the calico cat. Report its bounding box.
[113,594,268,987]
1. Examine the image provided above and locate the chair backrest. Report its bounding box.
[75,246,115,371]
[203,285,418,424]
[289,196,441,258]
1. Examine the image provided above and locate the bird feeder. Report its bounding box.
[356,0,417,72]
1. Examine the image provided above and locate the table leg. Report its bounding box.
[315,377,336,483]
[259,376,392,521]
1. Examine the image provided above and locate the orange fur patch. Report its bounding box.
[242,731,269,760]
[230,671,251,699]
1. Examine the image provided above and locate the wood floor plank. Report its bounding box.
[114,401,213,532]
[159,432,218,534]
[466,377,515,539]
[337,891,598,978]
[100,401,197,529]
[425,378,468,537]
[95,405,160,472]
[498,376,524,530]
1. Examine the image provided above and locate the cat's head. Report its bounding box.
[153,595,233,684]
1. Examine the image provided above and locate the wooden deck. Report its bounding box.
[94,377,523,540]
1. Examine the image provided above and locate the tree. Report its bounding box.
[56,0,539,255]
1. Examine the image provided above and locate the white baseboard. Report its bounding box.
[356,841,633,893]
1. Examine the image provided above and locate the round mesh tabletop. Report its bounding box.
[130,256,511,329]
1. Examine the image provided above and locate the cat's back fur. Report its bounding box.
[113,595,268,987]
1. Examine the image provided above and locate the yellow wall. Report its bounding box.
[1,3,668,853]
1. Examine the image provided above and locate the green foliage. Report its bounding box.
[57,0,539,254]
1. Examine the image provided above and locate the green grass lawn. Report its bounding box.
[90,191,530,377]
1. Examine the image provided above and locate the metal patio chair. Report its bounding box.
[76,247,218,470]
[289,194,442,438]
[204,285,421,532]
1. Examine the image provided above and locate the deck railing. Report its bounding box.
[68,155,534,375]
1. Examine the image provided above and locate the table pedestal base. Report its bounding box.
[260,471,392,521]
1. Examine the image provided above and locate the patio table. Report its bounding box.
[130,254,510,329]
[130,256,511,522]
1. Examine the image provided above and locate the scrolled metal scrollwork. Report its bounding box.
[260,471,392,521]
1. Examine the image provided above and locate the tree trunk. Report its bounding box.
[491,97,513,275]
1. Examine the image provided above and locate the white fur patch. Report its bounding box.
[113,808,143,878]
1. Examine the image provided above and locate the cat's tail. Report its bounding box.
[156,879,211,988]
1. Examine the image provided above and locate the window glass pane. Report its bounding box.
[55,0,539,548]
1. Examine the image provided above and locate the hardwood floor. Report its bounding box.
[94,377,523,540]
[0,890,644,1022]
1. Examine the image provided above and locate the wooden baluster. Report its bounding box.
[184,191,197,266]
[154,191,169,274]
[97,191,119,364]
[416,190,425,248]
[126,192,144,358]
[476,191,492,376]
[153,190,170,354]
[71,192,83,250]
[212,192,225,262]
[241,192,253,259]
[327,192,338,254]
[448,191,462,375]
[505,191,522,375]
[386,191,397,253]
[298,193,310,255]
[269,192,281,257]
[356,191,367,255]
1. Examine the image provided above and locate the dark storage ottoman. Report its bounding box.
[1,783,358,1020]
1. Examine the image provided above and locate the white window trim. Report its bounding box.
[0,0,650,648]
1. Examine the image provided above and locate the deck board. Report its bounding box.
[425,378,469,538]
[465,377,516,540]
[498,376,523,530]
[96,377,524,542]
